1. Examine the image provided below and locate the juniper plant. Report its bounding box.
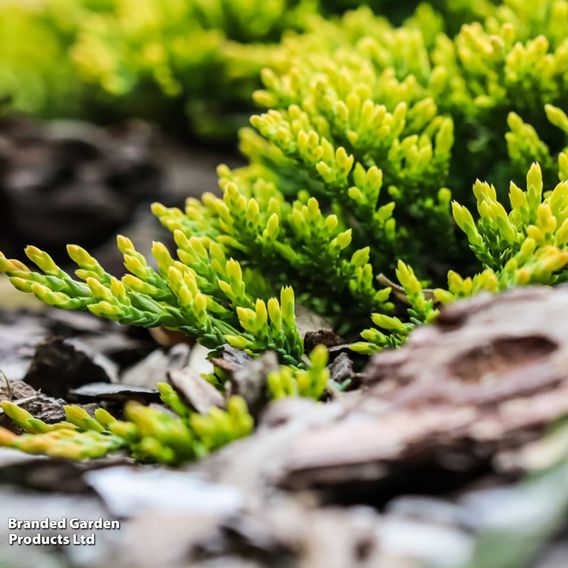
[2,2,568,360]
[0,348,332,463]
[0,236,303,365]
[2,0,568,463]
[0,385,253,463]
[2,0,450,135]
[268,344,330,399]
[5,1,565,137]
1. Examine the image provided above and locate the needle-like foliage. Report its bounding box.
[0,384,253,464]
[2,0,568,463]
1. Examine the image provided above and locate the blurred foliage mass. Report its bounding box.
[0,0,500,138]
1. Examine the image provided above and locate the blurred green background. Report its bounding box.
[0,0,494,141]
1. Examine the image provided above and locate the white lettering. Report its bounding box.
[73,533,96,545]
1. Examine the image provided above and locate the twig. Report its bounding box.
[0,395,42,416]
[377,273,440,304]
[0,369,12,401]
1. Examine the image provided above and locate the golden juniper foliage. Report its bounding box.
[0,0,567,353]
[1,0,568,461]
[1,0,322,132]
[2,0,558,134]
[0,239,304,365]
[1,1,567,357]
[268,344,330,399]
[0,0,430,134]
[0,347,330,462]
[0,385,253,463]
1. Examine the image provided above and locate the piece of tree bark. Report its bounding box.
[197,287,568,500]
[277,286,568,490]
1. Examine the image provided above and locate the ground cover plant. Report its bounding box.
[0,0,368,136]
[0,0,519,137]
[0,0,567,466]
